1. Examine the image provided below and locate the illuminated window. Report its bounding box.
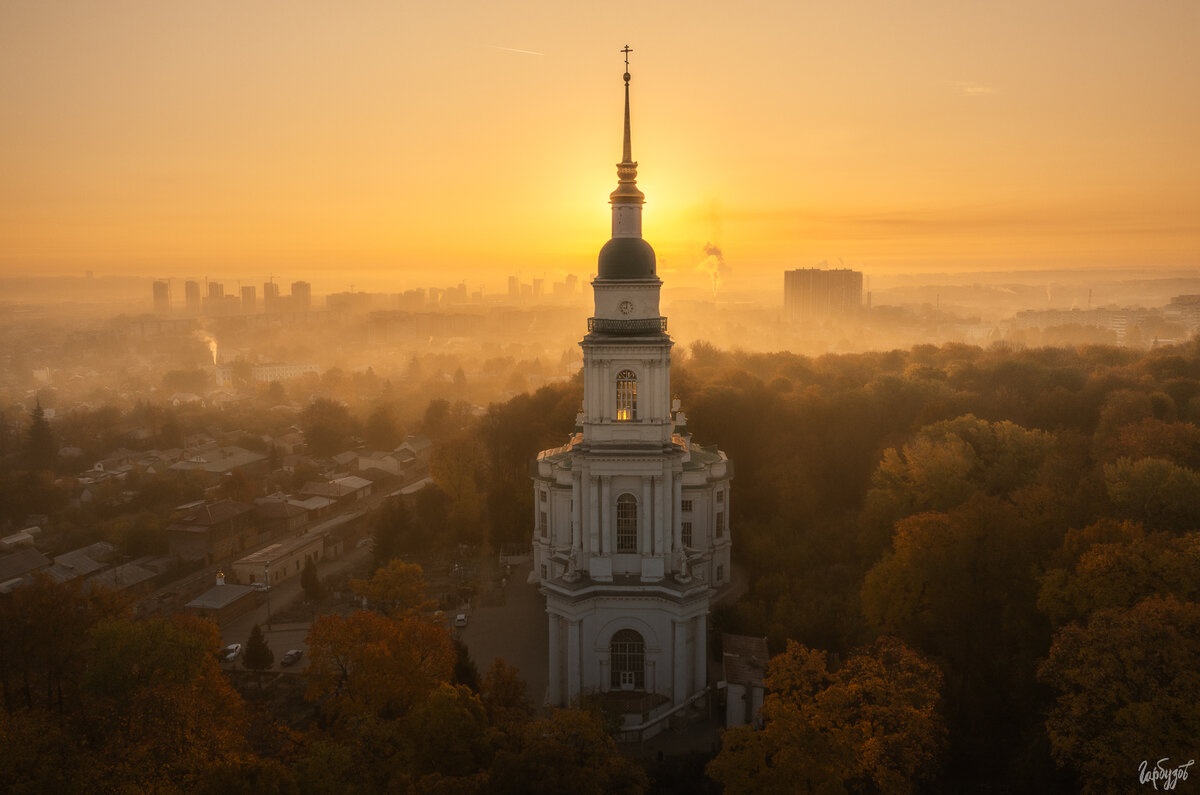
[617,493,638,552]
[610,629,645,690]
[682,521,693,547]
[616,370,637,421]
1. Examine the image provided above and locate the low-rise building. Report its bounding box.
[167,500,258,566]
[721,634,770,728]
[231,534,325,587]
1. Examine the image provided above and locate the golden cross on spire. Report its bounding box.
[621,45,632,83]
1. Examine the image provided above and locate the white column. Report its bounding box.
[572,471,583,551]
[654,473,665,557]
[566,620,581,704]
[641,477,652,554]
[589,475,600,554]
[547,614,562,706]
[694,614,707,696]
[672,619,688,705]
[600,476,611,555]
[673,476,683,562]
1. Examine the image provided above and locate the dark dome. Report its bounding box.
[597,237,656,279]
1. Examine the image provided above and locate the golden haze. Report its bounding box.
[1,0,1197,291]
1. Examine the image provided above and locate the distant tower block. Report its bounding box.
[531,51,733,728]
[291,281,311,311]
[152,280,171,313]
[240,285,256,313]
[184,280,202,314]
[783,267,863,322]
[263,281,280,312]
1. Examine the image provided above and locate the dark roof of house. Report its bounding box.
[185,583,256,610]
[174,499,254,526]
[722,634,770,687]
[0,548,52,583]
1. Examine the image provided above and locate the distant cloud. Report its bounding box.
[952,81,996,96]
[489,45,544,56]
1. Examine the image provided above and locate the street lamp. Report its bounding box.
[265,564,272,629]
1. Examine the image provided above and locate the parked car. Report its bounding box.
[252,582,271,592]
[220,643,242,662]
[454,613,468,628]
[281,649,305,667]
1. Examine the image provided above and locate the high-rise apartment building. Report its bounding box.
[184,281,201,313]
[783,267,863,322]
[291,281,311,311]
[152,280,170,313]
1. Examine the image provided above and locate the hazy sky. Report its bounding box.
[2,0,1197,294]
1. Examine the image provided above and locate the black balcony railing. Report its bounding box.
[587,317,668,335]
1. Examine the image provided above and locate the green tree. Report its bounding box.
[243,624,274,680]
[372,496,412,567]
[25,401,54,471]
[300,555,322,601]
[300,398,355,457]
[364,403,403,450]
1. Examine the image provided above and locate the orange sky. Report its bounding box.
[1,0,1197,294]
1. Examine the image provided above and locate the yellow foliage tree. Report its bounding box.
[305,611,455,722]
[708,637,945,795]
[350,558,437,618]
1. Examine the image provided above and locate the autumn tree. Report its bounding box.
[1039,530,1200,627]
[82,614,254,791]
[860,414,1053,549]
[1103,456,1200,533]
[398,683,494,791]
[304,611,455,722]
[489,708,647,795]
[707,637,944,795]
[349,558,436,618]
[430,434,485,543]
[860,496,1049,772]
[0,572,129,713]
[1039,596,1200,793]
[480,658,534,729]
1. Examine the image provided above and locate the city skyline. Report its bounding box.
[2,1,1198,292]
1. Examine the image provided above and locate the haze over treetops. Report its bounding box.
[2,0,1197,292]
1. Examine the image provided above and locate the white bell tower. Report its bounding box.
[531,49,733,730]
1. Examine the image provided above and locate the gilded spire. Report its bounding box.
[611,45,644,205]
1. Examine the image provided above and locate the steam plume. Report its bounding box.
[697,242,731,299]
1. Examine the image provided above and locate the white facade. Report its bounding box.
[532,66,733,714]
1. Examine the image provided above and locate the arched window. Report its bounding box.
[616,493,638,552]
[616,369,637,421]
[610,629,645,690]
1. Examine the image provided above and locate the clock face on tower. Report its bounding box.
[619,300,634,315]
